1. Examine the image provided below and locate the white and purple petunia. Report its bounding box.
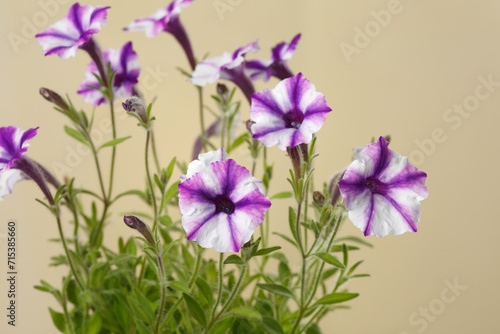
[0,126,38,201]
[250,73,332,150]
[246,34,301,81]
[190,40,259,86]
[339,137,428,237]
[0,126,38,172]
[178,149,271,253]
[77,42,140,105]
[124,0,193,37]
[35,3,110,59]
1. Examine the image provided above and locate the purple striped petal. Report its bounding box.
[178,150,271,252]
[0,169,28,201]
[339,137,428,237]
[78,42,140,106]
[35,3,110,59]
[0,127,38,171]
[250,73,331,150]
[191,40,259,87]
[124,0,193,37]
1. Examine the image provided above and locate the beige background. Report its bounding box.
[1,0,500,333]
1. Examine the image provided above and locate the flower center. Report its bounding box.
[214,195,235,214]
[366,177,384,193]
[283,110,304,129]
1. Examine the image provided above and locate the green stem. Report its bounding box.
[150,129,162,174]
[197,86,207,151]
[212,253,224,319]
[145,131,159,231]
[154,255,168,334]
[206,263,248,332]
[159,246,203,331]
[107,100,117,200]
[61,299,75,334]
[56,215,84,290]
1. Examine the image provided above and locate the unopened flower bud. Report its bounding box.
[123,215,155,246]
[217,83,229,101]
[39,87,69,111]
[328,170,345,206]
[246,120,255,134]
[122,96,148,124]
[313,191,326,206]
[384,135,391,143]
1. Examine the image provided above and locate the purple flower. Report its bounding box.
[339,137,428,237]
[125,0,195,69]
[246,34,301,81]
[35,3,110,59]
[0,126,38,200]
[0,127,38,172]
[77,42,140,106]
[190,40,259,102]
[249,73,332,150]
[178,149,271,253]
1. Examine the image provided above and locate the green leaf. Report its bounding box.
[254,246,281,256]
[229,307,262,320]
[158,215,173,228]
[195,277,213,307]
[209,317,233,334]
[49,308,66,333]
[183,293,207,327]
[166,157,176,181]
[257,283,295,300]
[314,253,346,269]
[169,281,191,294]
[64,125,89,145]
[88,312,102,334]
[98,136,131,150]
[228,133,248,153]
[182,244,195,268]
[342,243,349,267]
[288,207,299,245]
[224,254,245,265]
[272,232,297,248]
[329,245,359,252]
[261,316,284,334]
[270,191,293,200]
[337,236,373,248]
[314,292,359,305]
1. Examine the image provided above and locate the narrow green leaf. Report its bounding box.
[64,125,88,145]
[342,243,349,267]
[314,292,359,305]
[166,157,176,180]
[329,245,359,252]
[270,191,293,200]
[272,232,297,248]
[183,293,207,327]
[254,246,281,257]
[230,307,262,320]
[169,281,191,294]
[228,133,248,153]
[224,254,245,265]
[195,277,213,307]
[314,253,346,269]
[288,207,299,244]
[209,317,233,334]
[261,316,284,334]
[99,136,131,150]
[257,283,295,300]
[337,236,373,248]
[49,308,66,333]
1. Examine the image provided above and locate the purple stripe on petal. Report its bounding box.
[363,194,375,236]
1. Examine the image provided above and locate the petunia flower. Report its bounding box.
[246,34,301,81]
[338,137,428,237]
[125,0,196,69]
[35,3,110,59]
[190,40,259,102]
[249,73,332,150]
[77,42,140,106]
[0,126,38,172]
[178,149,271,252]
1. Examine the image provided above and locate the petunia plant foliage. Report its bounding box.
[2,1,428,333]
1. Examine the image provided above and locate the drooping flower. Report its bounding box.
[124,0,196,69]
[77,42,140,105]
[0,126,38,172]
[35,3,110,59]
[0,169,28,201]
[190,40,259,102]
[246,34,301,81]
[0,126,39,201]
[178,149,271,252]
[338,137,428,237]
[249,73,332,150]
